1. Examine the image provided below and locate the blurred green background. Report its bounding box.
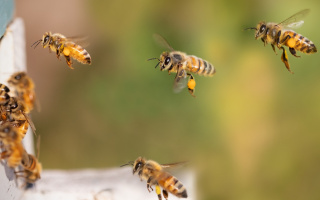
[17,0,320,199]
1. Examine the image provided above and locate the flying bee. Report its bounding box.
[31,32,92,69]
[7,72,38,112]
[121,157,188,200]
[16,136,42,184]
[0,123,25,168]
[148,34,216,97]
[246,9,317,73]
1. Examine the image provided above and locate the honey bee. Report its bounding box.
[3,97,36,136]
[121,157,188,200]
[247,9,317,73]
[16,136,42,184]
[31,32,92,69]
[148,34,216,97]
[7,72,37,112]
[0,123,25,168]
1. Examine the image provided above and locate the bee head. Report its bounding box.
[132,157,146,175]
[8,72,26,86]
[159,52,173,71]
[0,123,19,140]
[255,22,267,39]
[42,32,52,48]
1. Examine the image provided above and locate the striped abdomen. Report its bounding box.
[283,31,317,54]
[21,154,37,170]
[64,42,91,64]
[186,56,215,76]
[157,172,188,198]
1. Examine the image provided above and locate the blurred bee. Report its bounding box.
[0,123,25,168]
[3,97,36,136]
[7,72,37,112]
[31,32,92,69]
[16,136,42,184]
[121,157,188,200]
[148,34,215,97]
[0,84,10,105]
[246,9,317,73]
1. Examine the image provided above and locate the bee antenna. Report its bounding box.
[31,39,42,49]
[147,58,160,68]
[243,27,257,31]
[147,57,160,61]
[120,161,134,167]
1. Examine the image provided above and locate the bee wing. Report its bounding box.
[153,34,175,51]
[65,36,90,48]
[161,161,188,169]
[278,9,310,29]
[173,67,188,94]
[21,112,36,136]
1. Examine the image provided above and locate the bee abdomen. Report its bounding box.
[69,43,92,64]
[284,31,317,54]
[159,175,188,198]
[187,56,215,76]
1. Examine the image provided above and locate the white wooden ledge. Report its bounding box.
[0,18,34,200]
[21,167,195,200]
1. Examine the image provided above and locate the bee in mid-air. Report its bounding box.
[32,32,91,69]
[8,72,37,112]
[148,34,216,97]
[246,9,317,73]
[121,157,188,200]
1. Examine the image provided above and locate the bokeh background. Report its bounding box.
[16,0,320,199]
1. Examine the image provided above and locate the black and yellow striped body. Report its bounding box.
[185,55,215,76]
[156,171,188,198]
[62,42,91,68]
[281,31,317,54]
[0,84,10,105]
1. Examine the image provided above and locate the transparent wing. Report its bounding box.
[173,68,188,94]
[22,112,36,135]
[278,9,310,29]
[153,34,175,51]
[65,36,90,48]
[161,161,188,169]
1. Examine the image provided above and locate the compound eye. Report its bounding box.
[15,74,21,80]
[43,36,49,44]
[164,57,171,66]
[260,25,266,33]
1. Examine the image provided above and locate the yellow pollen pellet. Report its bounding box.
[287,38,296,48]
[63,48,70,56]
[155,185,161,195]
[187,79,196,90]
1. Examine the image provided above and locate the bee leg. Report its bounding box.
[162,189,169,200]
[278,34,291,48]
[261,38,266,46]
[271,44,277,55]
[280,47,293,74]
[187,74,196,97]
[155,185,162,200]
[56,50,61,60]
[289,47,300,58]
[147,177,154,192]
[64,55,74,69]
